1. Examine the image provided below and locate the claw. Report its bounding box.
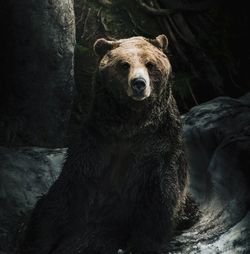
[117,249,132,254]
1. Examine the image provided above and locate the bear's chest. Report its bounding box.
[106,142,135,189]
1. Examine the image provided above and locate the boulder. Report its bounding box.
[0,0,75,147]
[167,93,250,253]
[0,147,65,253]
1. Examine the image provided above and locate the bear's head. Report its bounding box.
[94,35,171,104]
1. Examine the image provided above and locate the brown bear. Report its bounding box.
[20,35,195,254]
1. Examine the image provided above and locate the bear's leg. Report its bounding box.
[19,196,61,254]
[126,208,172,254]
[127,231,163,254]
[47,225,127,254]
[122,207,170,251]
[175,193,200,231]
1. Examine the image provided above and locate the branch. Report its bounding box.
[123,7,152,36]
[157,0,223,12]
[98,0,113,7]
[137,0,223,15]
[76,3,86,26]
[137,0,174,15]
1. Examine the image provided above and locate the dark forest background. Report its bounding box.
[74,0,250,111]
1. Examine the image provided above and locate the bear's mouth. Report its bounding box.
[130,88,151,101]
[131,95,148,101]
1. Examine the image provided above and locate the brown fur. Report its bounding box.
[19,35,196,254]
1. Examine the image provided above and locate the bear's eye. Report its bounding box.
[146,61,155,70]
[119,61,130,70]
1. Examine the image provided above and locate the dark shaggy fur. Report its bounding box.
[20,36,194,254]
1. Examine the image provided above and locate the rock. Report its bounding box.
[0,147,66,253]
[0,0,75,147]
[166,93,250,253]
[0,94,250,253]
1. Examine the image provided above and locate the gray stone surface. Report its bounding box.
[166,93,250,253]
[0,0,75,147]
[0,147,65,253]
[0,94,249,253]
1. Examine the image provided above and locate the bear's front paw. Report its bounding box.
[118,249,159,254]
[117,249,132,254]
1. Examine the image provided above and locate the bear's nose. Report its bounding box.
[131,78,146,94]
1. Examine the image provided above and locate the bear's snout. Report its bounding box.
[128,67,151,101]
[131,78,146,95]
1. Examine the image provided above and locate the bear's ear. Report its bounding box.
[149,34,168,51]
[93,38,118,57]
